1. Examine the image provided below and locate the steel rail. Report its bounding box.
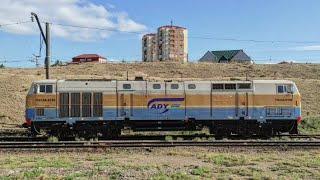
[0,134,320,142]
[0,140,320,149]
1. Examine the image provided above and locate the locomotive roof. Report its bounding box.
[33,79,294,84]
[252,80,294,84]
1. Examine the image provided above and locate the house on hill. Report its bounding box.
[72,54,107,64]
[199,49,252,63]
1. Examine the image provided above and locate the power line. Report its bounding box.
[0,20,32,28]
[52,22,320,44]
[2,20,320,45]
[188,35,320,44]
[50,22,145,35]
[0,60,31,63]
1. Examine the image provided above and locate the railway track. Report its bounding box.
[0,133,319,142]
[0,140,319,149]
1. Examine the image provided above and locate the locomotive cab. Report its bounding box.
[24,80,57,128]
[30,83,55,94]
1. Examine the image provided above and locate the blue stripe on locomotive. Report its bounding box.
[27,107,301,122]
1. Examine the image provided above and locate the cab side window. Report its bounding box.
[46,85,53,93]
[39,84,53,93]
[40,85,46,93]
[277,85,290,94]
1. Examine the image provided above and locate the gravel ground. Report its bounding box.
[0,147,319,179]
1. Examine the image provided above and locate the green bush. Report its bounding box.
[207,154,249,167]
[165,135,173,141]
[23,168,44,178]
[47,136,59,142]
[299,117,320,134]
[191,166,211,177]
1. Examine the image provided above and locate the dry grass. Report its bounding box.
[0,148,319,179]
[0,62,319,124]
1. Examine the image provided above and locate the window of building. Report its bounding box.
[238,83,251,89]
[171,84,179,89]
[225,84,236,90]
[123,84,131,90]
[212,84,224,90]
[153,84,161,89]
[188,84,196,89]
[36,108,44,116]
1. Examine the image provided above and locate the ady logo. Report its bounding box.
[148,98,184,114]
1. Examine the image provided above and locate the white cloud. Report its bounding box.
[0,0,147,41]
[116,12,146,32]
[291,45,320,51]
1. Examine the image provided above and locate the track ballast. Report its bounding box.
[0,140,320,149]
[0,133,320,142]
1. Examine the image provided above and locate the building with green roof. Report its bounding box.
[199,49,252,63]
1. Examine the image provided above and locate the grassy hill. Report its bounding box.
[0,62,319,125]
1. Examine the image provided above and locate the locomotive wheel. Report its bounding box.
[261,128,273,139]
[74,123,99,140]
[102,123,121,139]
[214,129,229,140]
[49,128,72,141]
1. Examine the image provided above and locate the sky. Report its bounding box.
[0,0,320,67]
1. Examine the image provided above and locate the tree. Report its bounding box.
[0,64,5,68]
[51,60,64,67]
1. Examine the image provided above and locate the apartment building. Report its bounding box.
[142,25,188,62]
[157,25,188,62]
[142,33,157,62]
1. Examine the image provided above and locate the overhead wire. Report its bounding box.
[1,20,320,65]
[188,35,320,44]
[0,20,32,28]
[1,20,320,45]
[51,22,320,44]
[50,22,144,35]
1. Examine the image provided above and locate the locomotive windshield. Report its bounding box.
[277,83,298,94]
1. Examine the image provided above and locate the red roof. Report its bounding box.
[73,54,106,59]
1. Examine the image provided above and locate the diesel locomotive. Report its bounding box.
[25,78,302,138]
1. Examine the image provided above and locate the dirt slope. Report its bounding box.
[0,62,319,125]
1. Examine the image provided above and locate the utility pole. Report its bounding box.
[126,71,129,80]
[45,22,50,79]
[31,12,50,79]
[32,54,41,67]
